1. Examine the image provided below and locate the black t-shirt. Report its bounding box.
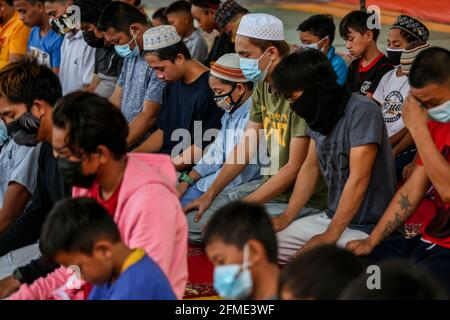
[205,32,235,67]
[156,71,223,155]
[94,46,124,78]
[346,53,393,96]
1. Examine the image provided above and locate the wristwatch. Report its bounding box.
[12,268,25,284]
[178,172,195,186]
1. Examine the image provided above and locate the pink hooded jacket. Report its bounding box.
[9,154,188,299]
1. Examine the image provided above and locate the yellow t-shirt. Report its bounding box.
[0,11,30,69]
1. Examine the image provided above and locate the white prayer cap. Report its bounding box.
[143,25,181,51]
[236,13,285,41]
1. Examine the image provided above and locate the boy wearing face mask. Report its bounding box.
[177,53,260,205]
[270,49,396,263]
[373,41,430,181]
[298,14,348,86]
[13,0,63,74]
[74,0,123,99]
[204,201,280,300]
[339,10,393,97]
[347,47,450,294]
[184,14,328,244]
[97,1,166,149]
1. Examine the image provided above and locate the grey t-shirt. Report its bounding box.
[183,29,208,65]
[117,55,166,124]
[307,93,396,234]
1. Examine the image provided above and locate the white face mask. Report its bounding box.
[428,99,450,123]
[302,36,329,52]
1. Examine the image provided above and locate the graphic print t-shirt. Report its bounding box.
[346,53,393,96]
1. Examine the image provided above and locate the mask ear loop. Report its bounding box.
[231,243,251,282]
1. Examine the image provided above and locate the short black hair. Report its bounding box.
[271,49,337,99]
[152,7,168,25]
[166,0,191,16]
[340,260,448,300]
[97,1,150,34]
[279,245,363,300]
[73,0,112,25]
[339,10,380,41]
[0,59,62,111]
[298,14,336,44]
[41,198,121,258]
[15,0,45,5]
[52,92,129,159]
[203,201,278,264]
[147,41,192,62]
[190,0,220,10]
[409,47,450,89]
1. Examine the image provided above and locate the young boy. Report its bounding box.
[184,14,327,244]
[14,0,63,74]
[279,245,363,300]
[270,49,396,263]
[166,0,208,64]
[190,0,235,67]
[298,14,348,85]
[41,198,176,300]
[0,59,68,298]
[374,40,430,180]
[339,10,393,97]
[0,0,30,69]
[204,201,280,300]
[98,1,166,148]
[177,53,260,206]
[137,25,222,171]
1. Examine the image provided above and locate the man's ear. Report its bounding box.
[96,145,111,164]
[129,23,141,36]
[247,239,265,266]
[32,99,49,118]
[365,30,374,42]
[268,46,279,61]
[236,83,246,95]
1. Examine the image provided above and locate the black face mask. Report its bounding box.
[6,112,41,146]
[386,48,404,66]
[57,157,97,188]
[83,30,105,48]
[291,79,351,136]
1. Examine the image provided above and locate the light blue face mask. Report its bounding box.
[114,29,140,58]
[213,243,253,300]
[302,36,329,52]
[0,120,8,146]
[239,49,273,84]
[428,99,450,123]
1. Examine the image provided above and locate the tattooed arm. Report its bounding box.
[346,165,430,256]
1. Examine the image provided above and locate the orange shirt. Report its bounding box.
[0,11,30,69]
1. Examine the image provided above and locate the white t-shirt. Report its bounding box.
[373,68,410,137]
[59,31,96,95]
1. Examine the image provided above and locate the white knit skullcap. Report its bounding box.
[236,13,285,41]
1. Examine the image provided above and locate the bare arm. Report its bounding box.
[245,136,310,204]
[347,166,430,255]
[133,129,164,153]
[172,144,203,171]
[0,183,32,234]
[271,140,321,231]
[392,130,414,157]
[127,100,161,147]
[109,85,123,109]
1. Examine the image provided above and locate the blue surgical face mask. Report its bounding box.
[239,48,273,84]
[0,120,8,146]
[213,243,253,300]
[114,29,140,58]
[428,99,450,123]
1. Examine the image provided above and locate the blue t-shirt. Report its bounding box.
[27,27,63,69]
[327,46,348,86]
[88,254,176,300]
[156,71,223,155]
